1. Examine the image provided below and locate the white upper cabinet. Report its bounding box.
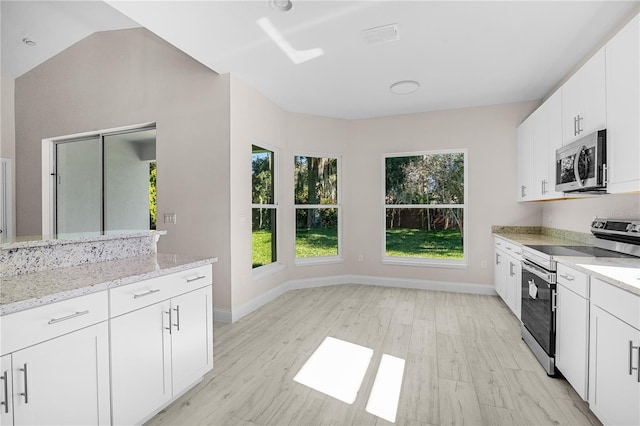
[562,48,607,145]
[517,116,534,201]
[606,14,640,193]
[532,91,564,199]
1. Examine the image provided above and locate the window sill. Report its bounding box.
[382,257,468,269]
[295,257,344,267]
[252,262,286,280]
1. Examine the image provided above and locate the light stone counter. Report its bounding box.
[493,230,640,296]
[0,253,217,316]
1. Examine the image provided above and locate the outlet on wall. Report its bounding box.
[164,213,177,224]
[358,254,364,262]
[481,260,488,269]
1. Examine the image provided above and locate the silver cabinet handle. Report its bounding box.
[133,289,160,299]
[521,185,527,198]
[186,275,206,283]
[495,253,501,265]
[165,309,172,334]
[577,115,583,135]
[629,341,640,382]
[509,262,515,277]
[603,164,609,185]
[559,273,575,281]
[19,364,28,404]
[48,310,89,325]
[1,370,8,414]
[173,306,180,331]
[506,246,512,251]
[573,116,578,136]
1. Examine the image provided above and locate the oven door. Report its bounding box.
[521,260,556,357]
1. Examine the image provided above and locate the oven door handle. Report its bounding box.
[522,260,554,284]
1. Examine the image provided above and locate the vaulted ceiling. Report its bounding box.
[2,1,638,119]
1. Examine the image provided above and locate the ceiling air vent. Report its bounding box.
[362,24,399,45]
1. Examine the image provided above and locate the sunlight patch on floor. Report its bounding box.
[293,336,373,404]
[365,354,405,423]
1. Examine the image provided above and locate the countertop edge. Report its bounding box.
[493,233,640,297]
[1,230,168,250]
[0,255,217,316]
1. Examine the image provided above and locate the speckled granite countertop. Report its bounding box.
[1,230,167,250]
[493,230,640,296]
[0,253,217,316]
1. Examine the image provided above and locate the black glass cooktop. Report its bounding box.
[525,245,635,258]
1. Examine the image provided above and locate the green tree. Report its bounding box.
[149,161,156,230]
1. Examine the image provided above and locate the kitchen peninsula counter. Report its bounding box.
[0,253,217,316]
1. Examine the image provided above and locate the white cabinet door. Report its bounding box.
[505,255,522,320]
[532,91,563,199]
[11,322,110,426]
[589,305,640,426]
[494,248,507,300]
[0,355,13,426]
[562,49,606,144]
[606,14,640,193]
[171,286,213,395]
[110,300,172,426]
[556,283,589,400]
[517,118,534,201]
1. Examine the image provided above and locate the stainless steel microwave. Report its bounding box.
[555,129,607,193]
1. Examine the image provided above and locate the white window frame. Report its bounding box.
[382,149,468,268]
[251,142,280,274]
[294,152,342,266]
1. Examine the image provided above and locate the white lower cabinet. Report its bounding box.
[493,237,522,319]
[0,323,110,426]
[110,273,213,425]
[589,278,640,425]
[555,264,590,400]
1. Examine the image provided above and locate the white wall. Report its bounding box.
[14,28,232,310]
[542,193,640,233]
[227,73,542,312]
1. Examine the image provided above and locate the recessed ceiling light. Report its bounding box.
[22,37,36,47]
[390,80,420,95]
[270,0,293,12]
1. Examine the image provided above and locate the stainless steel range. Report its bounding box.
[520,219,640,376]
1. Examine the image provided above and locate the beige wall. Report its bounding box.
[542,193,640,233]
[226,74,543,311]
[14,28,232,310]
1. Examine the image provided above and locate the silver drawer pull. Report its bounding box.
[48,310,90,325]
[559,273,575,281]
[1,370,8,413]
[186,275,206,283]
[19,364,28,404]
[133,289,160,299]
[629,341,640,382]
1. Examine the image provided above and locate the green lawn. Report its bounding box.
[295,227,338,258]
[253,227,462,266]
[252,230,274,268]
[386,228,463,259]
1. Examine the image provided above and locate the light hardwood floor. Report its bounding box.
[146,284,601,426]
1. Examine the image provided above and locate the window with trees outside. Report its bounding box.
[384,150,467,266]
[252,145,277,269]
[294,155,340,261]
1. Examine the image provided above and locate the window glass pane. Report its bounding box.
[252,145,274,205]
[385,153,464,205]
[104,129,157,232]
[294,156,338,204]
[385,208,464,260]
[252,207,276,268]
[296,208,338,258]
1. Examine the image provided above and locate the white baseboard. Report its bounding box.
[216,274,496,323]
[213,308,232,323]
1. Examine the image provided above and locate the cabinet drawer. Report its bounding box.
[494,237,522,258]
[0,291,108,355]
[557,263,589,298]
[110,265,212,317]
[591,277,640,330]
